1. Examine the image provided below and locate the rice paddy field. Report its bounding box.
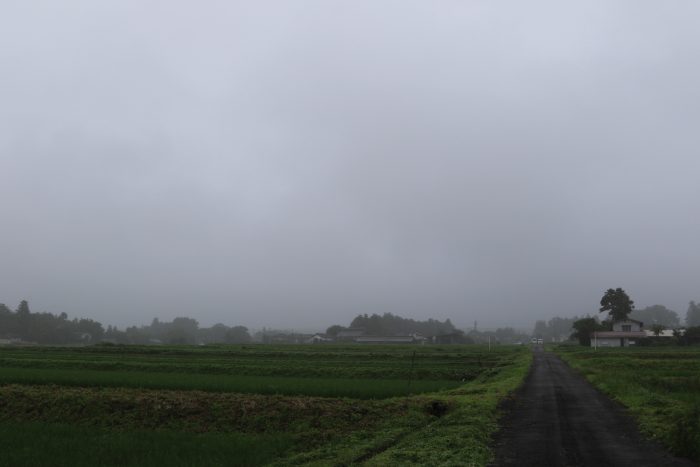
[554,345,700,462]
[0,344,531,466]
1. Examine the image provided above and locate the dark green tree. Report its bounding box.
[679,326,700,346]
[167,317,199,344]
[349,313,456,336]
[571,317,605,346]
[599,288,634,321]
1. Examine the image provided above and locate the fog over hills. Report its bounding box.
[2,1,699,331]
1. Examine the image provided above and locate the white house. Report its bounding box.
[591,319,646,348]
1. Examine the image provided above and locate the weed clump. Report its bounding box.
[426,400,449,417]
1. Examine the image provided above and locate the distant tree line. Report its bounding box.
[104,318,251,345]
[326,313,457,337]
[324,313,534,344]
[0,300,250,345]
[531,316,579,342]
[0,301,104,344]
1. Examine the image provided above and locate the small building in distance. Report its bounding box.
[306,333,333,344]
[354,334,427,344]
[591,319,646,348]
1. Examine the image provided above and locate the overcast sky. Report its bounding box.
[1,1,699,331]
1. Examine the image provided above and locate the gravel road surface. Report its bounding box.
[491,347,695,466]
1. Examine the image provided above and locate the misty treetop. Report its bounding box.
[629,305,680,328]
[531,316,579,342]
[686,301,700,327]
[599,288,635,321]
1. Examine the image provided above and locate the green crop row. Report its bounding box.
[0,343,519,361]
[0,366,460,398]
[0,357,484,381]
[0,344,522,382]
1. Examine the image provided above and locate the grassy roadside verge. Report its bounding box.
[554,345,700,462]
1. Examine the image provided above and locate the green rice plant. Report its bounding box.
[0,366,460,399]
[0,344,521,382]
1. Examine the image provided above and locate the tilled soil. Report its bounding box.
[491,347,695,467]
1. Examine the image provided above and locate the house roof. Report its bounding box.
[593,331,647,339]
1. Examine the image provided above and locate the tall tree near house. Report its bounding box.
[571,317,605,346]
[599,288,634,322]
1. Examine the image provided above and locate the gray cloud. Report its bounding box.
[2,1,699,330]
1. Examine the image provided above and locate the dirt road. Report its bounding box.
[491,347,694,466]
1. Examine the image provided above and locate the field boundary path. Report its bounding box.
[491,347,694,467]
